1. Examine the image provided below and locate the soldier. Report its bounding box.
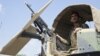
[69,11,89,50]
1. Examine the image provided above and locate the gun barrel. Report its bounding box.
[25,3,34,13]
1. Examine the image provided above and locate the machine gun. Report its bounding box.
[25,3,57,56]
[25,3,53,37]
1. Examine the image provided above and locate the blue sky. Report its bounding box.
[0,0,100,56]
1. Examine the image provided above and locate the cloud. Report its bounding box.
[0,4,2,12]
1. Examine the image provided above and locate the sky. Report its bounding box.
[0,4,2,12]
[0,0,100,56]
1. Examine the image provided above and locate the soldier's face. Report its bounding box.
[70,14,79,23]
